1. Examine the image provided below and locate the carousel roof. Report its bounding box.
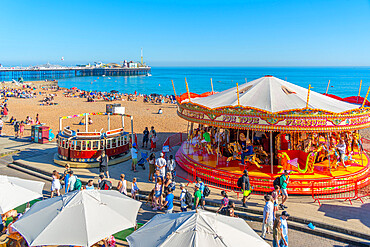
[184,76,359,114]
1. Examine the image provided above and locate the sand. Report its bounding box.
[2,88,188,146]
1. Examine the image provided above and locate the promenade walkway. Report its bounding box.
[0,136,369,242]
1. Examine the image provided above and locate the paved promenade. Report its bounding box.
[0,136,369,241]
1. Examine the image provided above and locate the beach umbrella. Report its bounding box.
[13,190,142,247]
[71,87,78,90]
[126,209,269,247]
[0,175,44,214]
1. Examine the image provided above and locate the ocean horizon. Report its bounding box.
[57,67,370,98]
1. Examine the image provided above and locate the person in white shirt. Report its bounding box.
[167,155,176,180]
[156,152,167,178]
[261,194,274,239]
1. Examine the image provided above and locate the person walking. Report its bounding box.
[271,185,280,217]
[131,143,138,172]
[193,183,202,209]
[97,150,109,178]
[216,191,229,215]
[195,177,206,209]
[179,183,188,212]
[66,171,77,192]
[142,127,149,148]
[280,170,290,210]
[117,174,127,195]
[273,218,282,247]
[163,188,174,214]
[279,211,290,247]
[61,164,71,193]
[261,194,274,239]
[147,153,156,182]
[240,169,251,207]
[155,153,167,178]
[50,170,61,198]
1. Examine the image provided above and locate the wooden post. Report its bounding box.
[270,131,274,174]
[59,117,62,132]
[121,114,125,131]
[108,114,111,131]
[85,113,88,132]
[325,80,330,94]
[361,86,370,108]
[357,80,363,103]
[210,78,214,93]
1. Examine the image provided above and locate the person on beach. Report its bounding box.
[50,170,61,198]
[216,191,229,215]
[19,121,25,138]
[14,121,19,138]
[280,170,290,210]
[97,150,109,178]
[279,211,290,247]
[142,127,149,148]
[85,180,94,190]
[131,177,139,200]
[167,155,176,180]
[163,188,174,213]
[261,194,274,239]
[273,218,282,247]
[156,152,167,178]
[153,176,163,210]
[0,118,3,136]
[131,143,138,172]
[147,153,156,182]
[35,113,39,124]
[117,174,127,195]
[241,169,251,207]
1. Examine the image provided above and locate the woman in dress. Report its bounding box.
[147,153,156,182]
[51,170,61,198]
[117,174,127,195]
[273,218,282,247]
[97,150,109,178]
[153,176,163,210]
[19,121,25,138]
[163,172,172,195]
[150,134,157,152]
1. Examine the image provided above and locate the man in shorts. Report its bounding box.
[241,169,251,207]
[280,170,290,210]
[196,177,205,209]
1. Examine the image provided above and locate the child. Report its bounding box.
[271,185,280,218]
[167,155,176,180]
[131,178,139,200]
[228,200,237,217]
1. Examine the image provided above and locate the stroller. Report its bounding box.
[137,152,148,170]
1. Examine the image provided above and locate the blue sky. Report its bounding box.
[1,0,370,66]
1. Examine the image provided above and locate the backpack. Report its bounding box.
[184,190,192,205]
[237,176,243,188]
[100,180,113,190]
[203,185,210,197]
[74,178,82,191]
[273,176,281,188]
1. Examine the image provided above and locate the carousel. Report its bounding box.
[175,76,370,194]
[54,111,134,168]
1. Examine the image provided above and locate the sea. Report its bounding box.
[58,67,370,98]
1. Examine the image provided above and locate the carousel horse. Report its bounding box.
[226,142,241,162]
[278,151,316,174]
[254,145,268,164]
[352,132,364,153]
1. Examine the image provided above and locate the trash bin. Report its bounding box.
[31,125,41,142]
[38,126,50,144]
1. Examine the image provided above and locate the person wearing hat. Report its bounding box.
[131,143,138,172]
[196,177,205,209]
[193,183,202,209]
[240,169,251,207]
[156,152,167,178]
[280,211,290,247]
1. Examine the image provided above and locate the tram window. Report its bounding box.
[112,138,117,148]
[107,139,111,149]
[76,141,82,151]
[93,141,99,150]
[100,140,105,149]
